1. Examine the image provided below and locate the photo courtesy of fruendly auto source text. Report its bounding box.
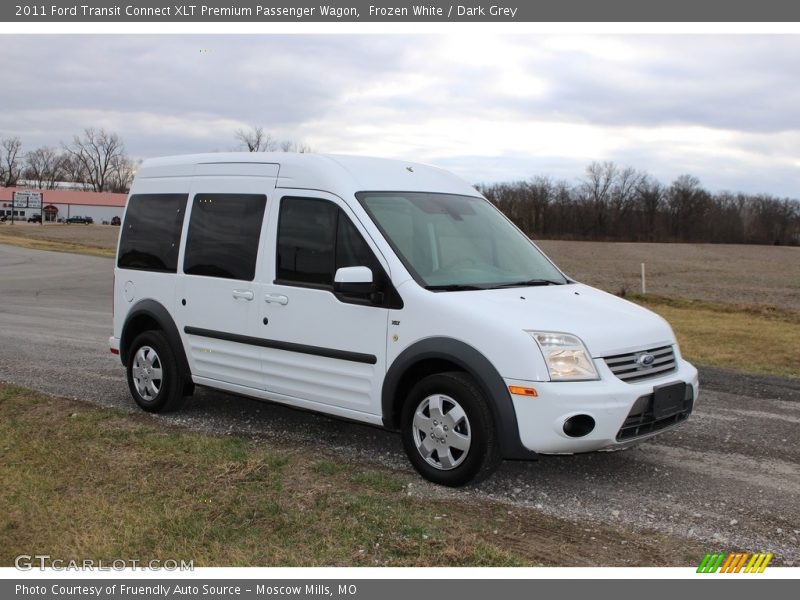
[0,0,798,596]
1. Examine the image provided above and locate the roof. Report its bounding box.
[137,153,480,198]
[0,186,127,207]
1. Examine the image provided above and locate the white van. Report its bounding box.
[110,153,698,486]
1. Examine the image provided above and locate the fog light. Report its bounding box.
[563,414,595,438]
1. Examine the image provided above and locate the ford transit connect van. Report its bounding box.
[111,153,699,486]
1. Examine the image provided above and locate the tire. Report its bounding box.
[126,330,185,413]
[401,371,501,487]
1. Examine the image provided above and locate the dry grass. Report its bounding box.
[0,384,706,567]
[631,295,800,378]
[0,234,114,258]
[0,223,116,258]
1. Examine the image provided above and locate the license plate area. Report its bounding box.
[652,382,687,419]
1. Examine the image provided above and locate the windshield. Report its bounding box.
[357,192,568,289]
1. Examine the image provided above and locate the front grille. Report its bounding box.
[616,387,694,441]
[603,345,676,382]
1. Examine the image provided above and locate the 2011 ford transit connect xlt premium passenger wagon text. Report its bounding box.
[111,153,699,486]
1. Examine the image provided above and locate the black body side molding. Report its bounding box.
[183,326,378,365]
[382,337,537,461]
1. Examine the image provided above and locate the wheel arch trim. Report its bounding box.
[120,299,191,381]
[382,337,537,460]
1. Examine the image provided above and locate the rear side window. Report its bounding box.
[118,194,188,272]
[183,193,267,281]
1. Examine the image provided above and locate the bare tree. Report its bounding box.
[637,175,664,241]
[609,166,645,238]
[582,162,616,204]
[478,162,800,246]
[24,146,67,189]
[63,128,129,192]
[106,155,138,193]
[60,153,89,189]
[234,126,311,153]
[666,174,711,241]
[279,139,312,153]
[234,126,276,152]
[612,167,644,207]
[1,136,23,187]
[580,161,618,238]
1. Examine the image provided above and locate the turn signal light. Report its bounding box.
[508,385,538,397]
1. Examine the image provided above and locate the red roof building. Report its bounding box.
[0,187,127,222]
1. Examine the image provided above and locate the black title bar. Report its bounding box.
[5,0,800,22]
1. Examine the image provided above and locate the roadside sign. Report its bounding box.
[12,191,43,209]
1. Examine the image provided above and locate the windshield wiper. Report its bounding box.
[424,284,486,292]
[489,279,565,289]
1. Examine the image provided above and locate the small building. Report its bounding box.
[0,187,127,223]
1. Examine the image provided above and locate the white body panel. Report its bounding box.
[112,173,190,354]
[256,190,389,414]
[175,174,275,389]
[113,152,699,457]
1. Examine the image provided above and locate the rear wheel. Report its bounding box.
[401,371,501,487]
[126,330,185,413]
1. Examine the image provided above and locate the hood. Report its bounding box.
[443,283,675,357]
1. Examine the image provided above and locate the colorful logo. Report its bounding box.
[697,552,773,573]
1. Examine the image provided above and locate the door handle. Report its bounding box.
[264,293,289,305]
[232,289,254,301]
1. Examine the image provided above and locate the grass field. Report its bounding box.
[0,384,705,567]
[538,240,800,312]
[0,222,116,258]
[634,295,800,377]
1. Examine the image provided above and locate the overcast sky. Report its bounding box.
[1,34,798,196]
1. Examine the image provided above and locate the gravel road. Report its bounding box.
[1,244,798,564]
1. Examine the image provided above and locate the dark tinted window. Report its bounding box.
[118,194,187,272]
[277,197,379,287]
[183,193,267,281]
[277,197,337,286]
[336,213,380,273]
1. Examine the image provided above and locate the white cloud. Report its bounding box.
[0,34,798,196]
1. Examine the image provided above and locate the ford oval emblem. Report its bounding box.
[636,352,656,368]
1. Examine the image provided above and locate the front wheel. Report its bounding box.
[126,330,185,413]
[401,371,501,487]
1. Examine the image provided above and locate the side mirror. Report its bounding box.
[334,266,374,295]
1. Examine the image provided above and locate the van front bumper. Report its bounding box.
[506,358,699,454]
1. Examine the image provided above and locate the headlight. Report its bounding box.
[528,331,599,381]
